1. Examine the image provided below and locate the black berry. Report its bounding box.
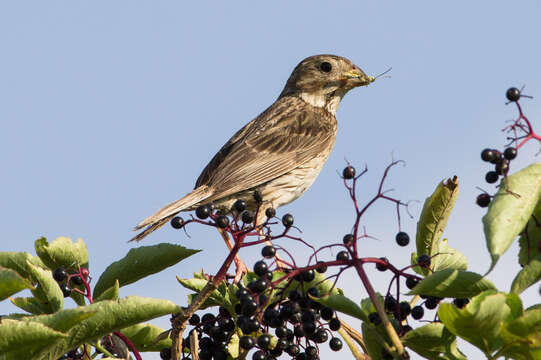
[160,348,172,360]
[342,234,354,246]
[376,257,388,272]
[405,277,419,290]
[282,214,294,227]
[489,150,502,165]
[368,312,381,325]
[343,165,356,179]
[195,204,211,219]
[302,269,315,282]
[506,87,521,102]
[265,207,276,218]
[384,295,397,312]
[424,296,441,310]
[60,283,71,297]
[315,261,327,273]
[328,318,341,331]
[201,313,216,324]
[236,287,250,300]
[396,232,410,246]
[417,254,431,268]
[253,190,263,203]
[257,334,271,349]
[261,245,276,258]
[239,336,254,350]
[71,276,84,286]
[171,216,184,229]
[495,159,509,175]
[453,298,470,309]
[241,299,258,317]
[485,171,499,184]
[504,147,517,160]
[302,321,316,335]
[241,210,255,223]
[253,261,268,276]
[52,267,68,282]
[314,328,328,343]
[307,287,319,298]
[287,344,300,356]
[321,307,334,321]
[397,301,411,320]
[233,199,247,212]
[411,305,424,319]
[481,148,496,163]
[336,251,349,261]
[329,337,343,351]
[289,290,301,301]
[253,278,268,293]
[305,346,317,358]
[215,215,229,229]
[252,350,266,360]
[189,314,200,325]
[476,193,491,208]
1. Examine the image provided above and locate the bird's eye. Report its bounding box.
[319,61,332,73]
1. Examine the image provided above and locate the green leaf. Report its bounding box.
[438,290,523,355]
[432,238,468,273]
[93,243,199,298]
[94,279,120,302]
[26,260,64,313]
[360,293,384,317]
[10,296,46,314]
[526,304,541,312]
[303,271,342,296]
[0,266,34,300]
[0,251,47,282]
[402,323,466,360]
[34,236,89,270]
[518,201,541,267]
[500,308,541,360]
[512,200,541,294]
[119,323,172,351]
[512,259,541,295]
[0,319,67,355]
[31,308,96,333]
[416,177,459,265]
[178,276,238,313]
[35,296,180,359]
[361,322,386,360]
[484,163,541,274]
[409,269,496,298]
[315,294,367,322]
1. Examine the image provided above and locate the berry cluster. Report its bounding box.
[52,266,94,359]
[161,279,343,360]
[234,279,343,360]
[475,86,539,208]
[476,146,517,208]
[52,266,89,298]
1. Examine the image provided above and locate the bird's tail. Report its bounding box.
[130,185,211,242]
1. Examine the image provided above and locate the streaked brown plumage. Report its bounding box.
[132,55,373,242]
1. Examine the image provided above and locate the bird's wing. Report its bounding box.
[196,96,337,201]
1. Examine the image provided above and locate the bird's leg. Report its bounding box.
[217,228,247,282]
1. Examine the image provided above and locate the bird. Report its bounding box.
[131,54,374,242]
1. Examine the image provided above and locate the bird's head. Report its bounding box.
[279,55,374,115]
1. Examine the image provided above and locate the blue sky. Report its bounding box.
[1,1,540,359]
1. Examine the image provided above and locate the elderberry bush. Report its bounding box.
[2,87,540,360]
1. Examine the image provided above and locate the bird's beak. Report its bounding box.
[343,69,375,87]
